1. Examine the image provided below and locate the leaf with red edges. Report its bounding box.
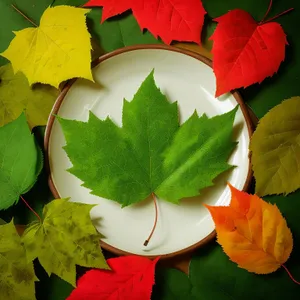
[210,9,287,97]
[84,0,206,44]
[67,255,160,300]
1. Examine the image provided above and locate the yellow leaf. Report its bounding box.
[0,63,58,128]
[1,6,93,88]
[250,97,300,196]
[205,184,293,274]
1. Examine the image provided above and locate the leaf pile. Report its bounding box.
[0,0,299,299]
[58,71,238,207]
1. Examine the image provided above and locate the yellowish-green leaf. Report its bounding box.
[1,5,93,88]
[250,97,300,196]
[0,220,37,300]
[22,199,108,287]
[0,63,58,128]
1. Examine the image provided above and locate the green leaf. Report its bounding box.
[0,218,6,225]
[153,267,196,300]
[22,199,109,286]
[0,63,59,128]
[156,108,237,202]
[153,241,300,300]
[250,97,300,196]
[0,113,43,210]
[0,0,54,66]
[59,71,237,206]
[0,220,37,300]
[53,0,161,53]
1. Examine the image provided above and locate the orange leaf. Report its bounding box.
[205,184,293,274]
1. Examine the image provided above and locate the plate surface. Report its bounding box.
[46,46,252,256]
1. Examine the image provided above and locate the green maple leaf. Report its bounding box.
[0,63,59,128]
[58,71,237,206]
[0,220,37,300]
[22,199,109,287]
[0,113,43,210]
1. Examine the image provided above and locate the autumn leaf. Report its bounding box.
[84,0,206,44]
[67,255,159,300]
[0,220,37,300]
[0,0,54,67]
[250,97,300,196]
[205,184,293,274]
[210,9,287,97]
[58,71,238,207]
[0,63,58,128]
[22,199,108,286]
[0,113,43,210]
[1,5,93,88]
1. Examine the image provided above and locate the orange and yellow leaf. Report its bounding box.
[205,184,293,274]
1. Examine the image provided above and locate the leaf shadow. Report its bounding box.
[179,168,234,208]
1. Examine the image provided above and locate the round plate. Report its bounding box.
[45,45,253,257]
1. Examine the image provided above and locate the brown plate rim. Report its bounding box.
[44,44,254,259]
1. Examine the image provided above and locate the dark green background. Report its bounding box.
[0,0,299,299]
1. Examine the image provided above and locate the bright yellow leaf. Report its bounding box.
[1,6,93,88]
[0,63,58,128]
[250,97,300,196]
[205,184,293,274]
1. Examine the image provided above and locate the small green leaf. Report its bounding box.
[0,220,37,300]
[22,199,108,287]
[0,63,59,128]
[0,113,43,210]
[59,71,238,206]
[250,97,300,196]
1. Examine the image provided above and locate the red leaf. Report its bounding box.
[67,255,160,300]
[84,0,206,44]
[210,9,287,97]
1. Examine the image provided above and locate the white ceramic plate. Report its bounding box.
[46,46,252,257]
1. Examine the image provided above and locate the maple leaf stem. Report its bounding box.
[11,4,38,27]
[143,193,158,246]
[282,264,300,285]
[20,195,42,223]
[262,8,294,24]
[259,0,273,24]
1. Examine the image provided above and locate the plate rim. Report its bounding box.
[44,44,254,259]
